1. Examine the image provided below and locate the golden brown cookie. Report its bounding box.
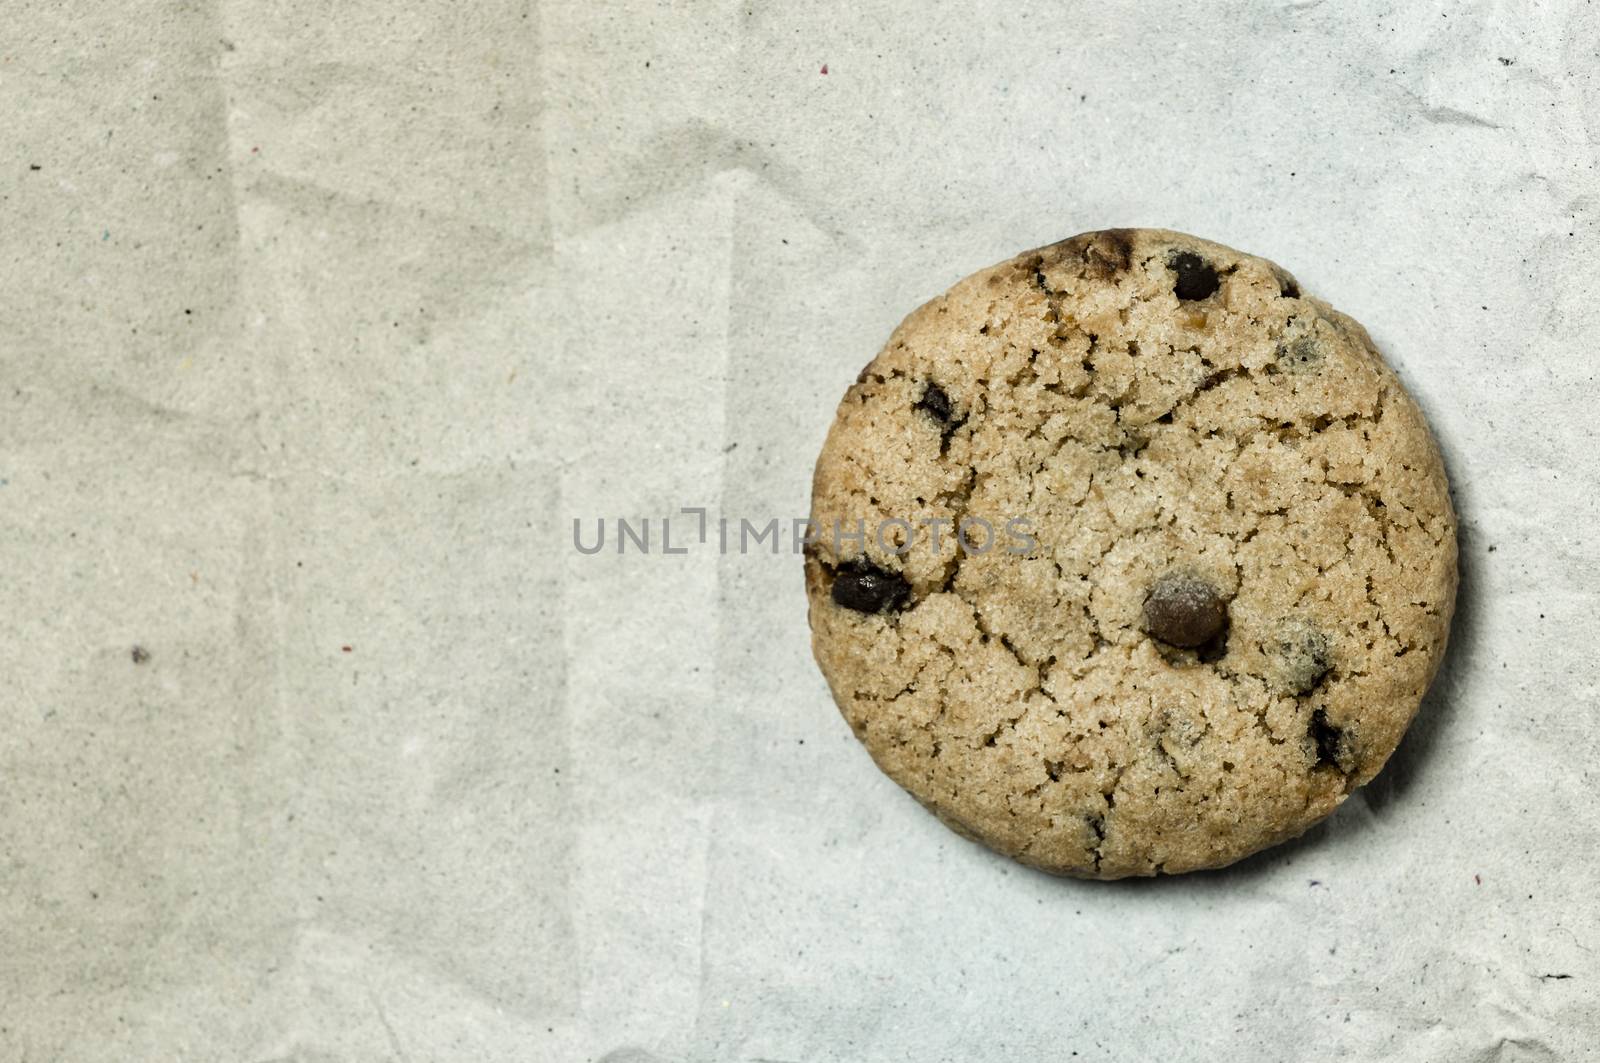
[805,229,1458,878]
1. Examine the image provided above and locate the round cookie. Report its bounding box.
[804,228,1458,878]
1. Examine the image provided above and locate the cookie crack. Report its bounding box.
[924,456,981,594]
[968,599,1036,682]
[1090,759,1134,872]
[1031,255,1056,298]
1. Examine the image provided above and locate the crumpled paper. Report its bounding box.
[2,1,1596,1059]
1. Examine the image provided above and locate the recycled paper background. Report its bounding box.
[2,1,1597,1059]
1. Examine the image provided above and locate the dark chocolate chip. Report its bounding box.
[1279,275,1300,299]
[831,557,910,614]
[915,382,955,425]
[1142,573,1229,648]
[1275,621,1331,694]
[1169,251,1220,301]
[1277,336,1323,372]
[915,382,966,453]
[1309,708,1344,769]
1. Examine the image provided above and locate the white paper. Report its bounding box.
[2,1,1597,1059]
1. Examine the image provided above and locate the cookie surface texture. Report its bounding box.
[805,228,1458,878]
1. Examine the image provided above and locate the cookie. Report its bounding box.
[804,228,1458,878]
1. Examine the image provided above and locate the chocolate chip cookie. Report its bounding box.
[804,229,1458,878]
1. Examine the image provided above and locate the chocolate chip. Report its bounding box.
[831,557,910,614]
[1274,621,1331,694]
[1309,708,1345,769]
[915,382,955,425]
[1169,251,1219,301]
[915,382,965,453]
[1279,275,1300,299]
[1277,336,1323,372]
[1142,573,1229,648]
